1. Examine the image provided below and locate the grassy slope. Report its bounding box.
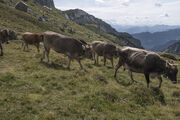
[0,1,180,120]
[0,0,116,43]
[0,39,180,120]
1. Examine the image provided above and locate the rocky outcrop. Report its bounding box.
[15,1,28,12]
[34,0,54,8]
[62,9,143,48]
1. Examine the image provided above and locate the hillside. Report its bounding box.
[165,41,180,55]
[62,9,143,48]
[152,40,179,52]
[1,36,180,120]
[0,0,121,45]
[132,29,180,49]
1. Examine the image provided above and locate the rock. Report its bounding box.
[38,15,48,22]
[34,0,55,8]
[15,1,28,12]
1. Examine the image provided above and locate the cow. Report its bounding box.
[41,31,93,69]
[22,32,43,52]
[92,41,118,67]
[114,47,178,88]
[0,29,9,56]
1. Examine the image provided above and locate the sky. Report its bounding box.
[54,0,180,26]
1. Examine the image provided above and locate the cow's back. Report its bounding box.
[121,47,165,73]
[22,32,42,44]
[44,31,84,57]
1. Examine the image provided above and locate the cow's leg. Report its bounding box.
[93,52,96,64]
[157,76,162,88]
[23,43,26,51]
[77,59,83,69]
[36,43,40,53]
[144,73,150,88]
[67,57,72,70]
[114,63,121,78]
[41,48,45,61]
[0,43,3,56]
[111,58,114,68]
[104,56,106,66]
[97,55,99,65]
[45,48,50,63]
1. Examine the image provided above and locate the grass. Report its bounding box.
[0,40,180,120]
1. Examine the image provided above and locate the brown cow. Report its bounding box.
[22,32,43,52]
[0,29,9,56]
[41,31,93,69]
[92,41,118,67]
[114,47,178,88]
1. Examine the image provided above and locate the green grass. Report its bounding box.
[0,40,180,120]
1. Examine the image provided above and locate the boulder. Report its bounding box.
[15,1,28,12]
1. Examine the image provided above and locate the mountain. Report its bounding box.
[111,24,180,34]
[165,41,180,55]
[132,28,180,49]
[35,0,55,8]
[151,40,179,52]
[62,9,143,48]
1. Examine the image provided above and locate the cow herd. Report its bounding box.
[0,30,178,88]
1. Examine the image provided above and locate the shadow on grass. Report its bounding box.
[114,78,132,87]
[40,61,68,70]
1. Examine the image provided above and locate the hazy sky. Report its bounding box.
[54,0,180,26]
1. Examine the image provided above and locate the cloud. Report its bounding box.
[95,0,104,3]
[155,3,162,7]
[164,13,169,17]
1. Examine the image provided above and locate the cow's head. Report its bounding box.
[0,29,9,44]
[164,61,178,84]
[82,44,93,60]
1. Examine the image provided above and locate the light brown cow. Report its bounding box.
[41,31,93,69]
[92,41,118,67]
[0,29,9,56]
[22,32,43,52]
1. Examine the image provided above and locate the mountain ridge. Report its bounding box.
[62,9,143,48]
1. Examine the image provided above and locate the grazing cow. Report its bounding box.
[22,32,43,52]
[92,41,118,67]
[41,31,93,69]
[0,29,9,56]
[114,47,178,88]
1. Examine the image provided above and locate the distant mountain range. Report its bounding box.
[132,28,180,49]
[62,9,143,48]
[111,24,180,34]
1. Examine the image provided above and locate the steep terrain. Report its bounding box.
[62,9,143,48]
[133,29,180,49]
[165,41,180,55]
